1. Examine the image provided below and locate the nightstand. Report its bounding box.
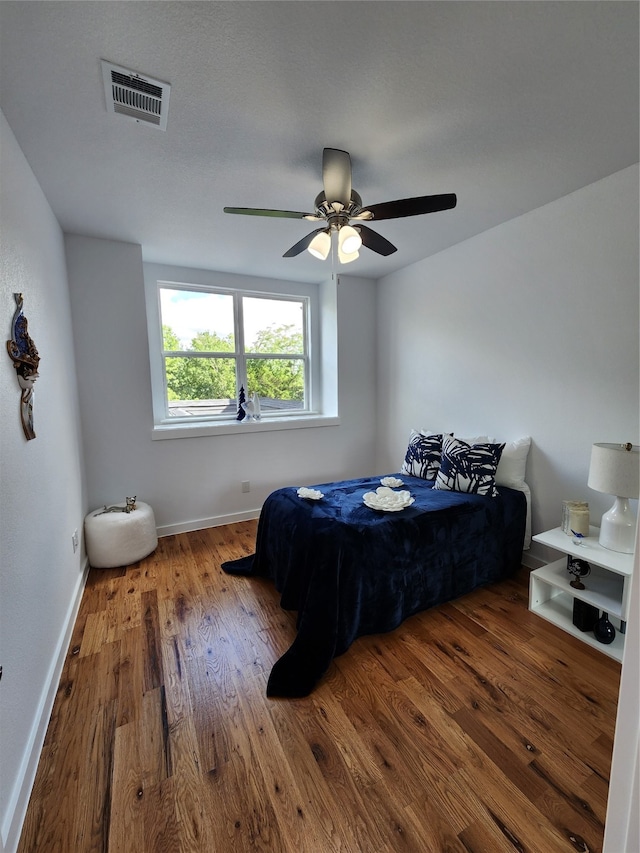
[529,526,634,662]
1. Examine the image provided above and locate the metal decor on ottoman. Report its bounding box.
[84,501,158,568]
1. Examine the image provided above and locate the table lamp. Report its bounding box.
[587,442,639,553]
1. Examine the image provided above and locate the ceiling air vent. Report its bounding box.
[101,60,170,131]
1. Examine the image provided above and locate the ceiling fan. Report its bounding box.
[224,148,457,264]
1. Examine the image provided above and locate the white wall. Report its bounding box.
[376,165,639,556]
[0,111,87,853]
[65,236,377,532]
[376,165,640,849]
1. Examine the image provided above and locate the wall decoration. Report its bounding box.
[6,293,40,440]
[236,385,246,421]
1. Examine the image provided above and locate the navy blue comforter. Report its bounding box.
[222,474,526,697]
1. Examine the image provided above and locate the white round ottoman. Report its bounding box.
[84,501,158,569]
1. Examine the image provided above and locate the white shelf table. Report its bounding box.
[529,526,634,663]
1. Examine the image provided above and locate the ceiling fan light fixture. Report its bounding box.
[338,246,359,265]
[225,148,456,264]
[307,230,331,260]
[338,225,362,255]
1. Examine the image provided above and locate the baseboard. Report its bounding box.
[157,507,261,538]
[1,558,90,853]
[521,550,545,570]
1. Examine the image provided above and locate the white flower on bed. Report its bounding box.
[380,476,404,488]
[363,486,414,512]
[297,487,324,500]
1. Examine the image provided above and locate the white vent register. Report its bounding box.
[101,60,170,130]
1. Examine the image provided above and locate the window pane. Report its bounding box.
[243,297,304,354]
[164,356,237,417]
[151,284,314,424]
[160,289,235,352]
[246,357,305,411]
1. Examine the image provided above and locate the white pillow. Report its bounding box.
[494,437,532,549]
[457,435,494,445]
[421,430,490,444]
[495,436,531,489]
[518,482,532,550]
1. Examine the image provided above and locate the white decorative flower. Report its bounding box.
[297,487,324,500]
[380,476,404,488]
[363,486,414,512]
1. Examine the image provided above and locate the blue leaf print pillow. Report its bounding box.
[401,430,444,480]
[434,435,505,496]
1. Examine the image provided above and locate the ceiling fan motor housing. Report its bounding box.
[313,190,367,230]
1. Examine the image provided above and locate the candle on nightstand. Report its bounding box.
[562,500,589,535]
[568,505,590,537]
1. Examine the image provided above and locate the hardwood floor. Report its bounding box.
[18,521,621,853]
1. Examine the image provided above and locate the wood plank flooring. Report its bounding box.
[18,521,621,853]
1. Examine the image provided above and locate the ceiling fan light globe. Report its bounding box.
[307,231,331,260]
[338,247,359,265]
[338,225,362,255]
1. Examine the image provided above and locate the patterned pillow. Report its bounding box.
[434,435,505,497]
[401,430,444,480]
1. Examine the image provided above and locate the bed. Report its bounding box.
[222,433,529,697]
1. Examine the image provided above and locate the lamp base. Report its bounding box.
[598,497,637,554]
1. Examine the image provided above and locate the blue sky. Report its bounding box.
[160,288,303,348]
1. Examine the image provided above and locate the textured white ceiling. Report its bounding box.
[0,1,638,284]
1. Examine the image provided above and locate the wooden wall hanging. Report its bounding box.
[7,293,40,440]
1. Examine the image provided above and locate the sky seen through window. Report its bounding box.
[160,289,303,350]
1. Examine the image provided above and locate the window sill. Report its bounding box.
[151,414,340,440]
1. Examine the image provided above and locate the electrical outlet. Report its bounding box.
[241,480,250,493]
[72,529,79,553]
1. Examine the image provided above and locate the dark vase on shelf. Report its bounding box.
[594,612,616,645]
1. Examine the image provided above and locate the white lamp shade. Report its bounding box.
[338,225,362,255]
[338,246,359,264]
[307,231,331,260]
[588,442,639,553]
[588,443,639,498]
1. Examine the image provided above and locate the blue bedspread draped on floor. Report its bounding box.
[222,474,526,697]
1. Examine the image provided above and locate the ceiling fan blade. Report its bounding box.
[357,225,397,256]
[224,207,315,219]
[322,148,352,207]
[283,228,326,258]
[361,193,457,221]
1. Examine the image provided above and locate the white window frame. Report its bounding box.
[159,285,310,422]
[143,267,338,439]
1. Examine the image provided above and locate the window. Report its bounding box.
[155,283,311,423]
